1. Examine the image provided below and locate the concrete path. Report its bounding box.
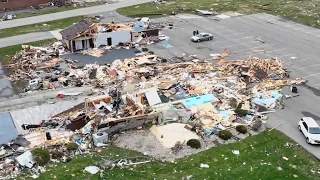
[0,86,92,109]
[0,32,54,48]
[0,0,151,29]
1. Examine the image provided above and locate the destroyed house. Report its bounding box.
[60,20,159,52]
[60,19,96,52]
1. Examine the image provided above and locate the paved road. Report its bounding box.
[0,32,54,48]
[148,13,320,159]
[0,0,150,29]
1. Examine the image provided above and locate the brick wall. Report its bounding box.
[0,0,51,10]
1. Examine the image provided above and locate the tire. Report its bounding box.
[298,125,301,131]
[209,37,213,40]
[197,39,201,42]
[306,138,311,144]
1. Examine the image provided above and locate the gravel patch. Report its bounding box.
[113,125,266,161]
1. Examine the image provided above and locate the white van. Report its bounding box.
[140,17,150,28]
[299,117,320,144]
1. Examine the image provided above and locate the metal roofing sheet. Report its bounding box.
[10,98,85,134]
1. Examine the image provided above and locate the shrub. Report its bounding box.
[218,130,233,140]
[186,139,201,149]
[236,125,247,134]
[32,148,50,166]
[229,98,238,109]
[251,120,262,131]
[234,109,248,116]
[66,142,78,151]
[51,150,64,159]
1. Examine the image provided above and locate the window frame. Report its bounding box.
[302,122,308,131]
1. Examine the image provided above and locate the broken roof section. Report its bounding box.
[59,19,94,40]
[97,23,133,33]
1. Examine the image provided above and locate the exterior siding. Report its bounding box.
[0,0,51,10]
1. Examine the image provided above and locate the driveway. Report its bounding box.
[0,0,151,29]
[0,62,18,102]
[0,32,54,48]
[148,13,320,159]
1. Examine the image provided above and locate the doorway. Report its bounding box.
[107,37,112,46]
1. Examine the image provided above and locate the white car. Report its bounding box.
[298,117,320,144]
[191,33,213,42]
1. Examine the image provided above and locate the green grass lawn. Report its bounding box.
[19,131,319,180]
[0,16,85,39]
[0,39,56,63]
[117,0,320,28]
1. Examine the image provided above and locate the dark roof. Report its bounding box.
[59,20,93,40]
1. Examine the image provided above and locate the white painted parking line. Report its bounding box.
[294,58,310,62]
[302,73,320,78]
[211,36,253,44]
[265,48,286,54]
[224,32,245,37]
[233,44,273,53]
[213,30,238,35]
[249,52,273,58]
[249,48,286,57]
[276,53,297,59]
[296,64,320,70]
[305,30,320,34]
[220,41,259,48]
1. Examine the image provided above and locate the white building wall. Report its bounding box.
[95,30,131,47]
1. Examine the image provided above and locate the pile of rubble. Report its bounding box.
[6,42,149,92]
[0,47,307,178]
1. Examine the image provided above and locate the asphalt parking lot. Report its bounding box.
[149,13,320,159]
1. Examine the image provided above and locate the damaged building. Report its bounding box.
[60,19,159,52]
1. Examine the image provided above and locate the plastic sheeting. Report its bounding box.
[158,110,192,125]
[252,91,283,109]
[182,94,219,108]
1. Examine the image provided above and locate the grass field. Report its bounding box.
[19,131,319,180]
[0,39,56,63]
[117,0,320,28]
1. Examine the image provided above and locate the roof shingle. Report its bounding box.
[59,20,93,40]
